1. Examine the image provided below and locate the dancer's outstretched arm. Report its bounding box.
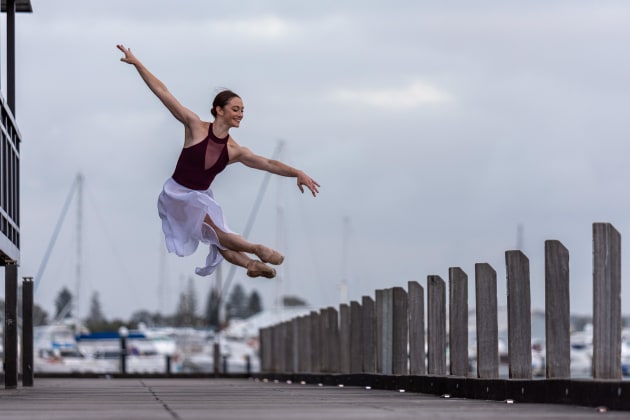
[228,140,320,197]
[116,44,203,135]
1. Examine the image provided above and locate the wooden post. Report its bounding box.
[212,341,220,375]
[339,303,351,373]
[288,320,294,373]
[4,262,18,388]
[427,275,446,375]
[361,296,376,373]
[506,250,532,379]
[592,223,622,379]
[376,288,394,374]
[301,315,312,373]
[375,289,384,373]
[408,281,425,375]
[267,326,274,373]
[273,323,284,373]
[290,318,299,373]
[295,317,303,373]
[22,277,34,387]
[392,287,408,375]
[327,307,340,373]
[545,240,570,378]
[280,322,287,373]
[166,355,172,375]
[310,311,321,373]
[259,327,268,372]
[475,263,499,379]
[265,327,274,373]
[258,327,265,372]
[319,308,330,372]
[350,301,363,373]
[278,323,286,373]
[449,267,468,377]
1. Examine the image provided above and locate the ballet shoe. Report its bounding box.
[247,260,276,279]
[254,245,284,265]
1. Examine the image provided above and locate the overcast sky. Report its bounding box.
[3,0,630,321]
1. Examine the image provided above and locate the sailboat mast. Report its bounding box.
[274,147,285,311]
[75,172,84,319]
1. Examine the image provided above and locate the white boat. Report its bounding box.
[622,328,630,376]
[76,330,170,374]
[34,325,111,373]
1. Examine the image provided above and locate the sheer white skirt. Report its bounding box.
[157,177,233,276]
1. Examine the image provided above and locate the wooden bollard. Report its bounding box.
[506,250,532,379]
[300,315,312,373]
[592,223,622,379]
[449,267,468,377]
[427,275,446,375]
[310,311,321,373]
[361,296,376,373]
[277,322,286,373]
[322,307,340,373]
[290,318,299,373]
[273,323,282,373]
[545,240,570,378]
[327,307,340,373]
[392,287,408,375]
[339,303,351,373]
[350,301,363,373]
[475,263,499,379]
[376,288,394,374]
[4,262,18,389]
[213,341,220,375]
[319,308,330,372]
[408,281,425,375]
[259,327,268,372]
[22,277,34,387]
[295,318,303,373]
[375,290,384,373]
[267,326,275,373]
[305,315,313,373]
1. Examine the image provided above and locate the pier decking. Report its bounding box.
[0,378,626,420]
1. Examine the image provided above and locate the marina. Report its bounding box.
[20,311,630,379]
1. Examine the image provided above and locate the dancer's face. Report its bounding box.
[217,97,244,128]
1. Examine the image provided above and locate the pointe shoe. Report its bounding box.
[255,245,284,265]
[247,260,276,279]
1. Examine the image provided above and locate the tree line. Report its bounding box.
[0,281,262,333]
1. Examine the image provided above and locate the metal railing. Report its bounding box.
[0,92,20,264]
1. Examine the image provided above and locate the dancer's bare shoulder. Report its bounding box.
[226,137,244,162]
[226,137,258,166]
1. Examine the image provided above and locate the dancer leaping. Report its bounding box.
[117,44,320,279]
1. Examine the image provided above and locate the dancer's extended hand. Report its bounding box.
[117,44,139,66]
[297,172,320,197]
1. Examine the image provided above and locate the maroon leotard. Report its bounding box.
[172,123,229,191]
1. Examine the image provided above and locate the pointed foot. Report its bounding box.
[254,245,284,265]
[247,260,276,279]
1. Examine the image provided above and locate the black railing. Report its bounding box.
[0,92,20,264]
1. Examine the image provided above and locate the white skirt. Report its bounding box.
[158,177,234,276]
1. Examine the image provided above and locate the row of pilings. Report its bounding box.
[257,222,627,410]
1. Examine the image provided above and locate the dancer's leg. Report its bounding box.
[204,215,284,265]
[218,248,250,268]
[219,249,276,279]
